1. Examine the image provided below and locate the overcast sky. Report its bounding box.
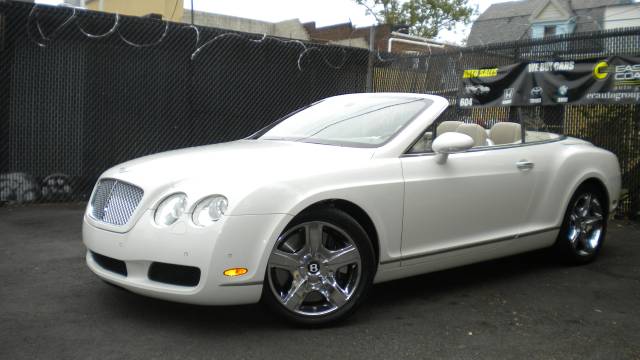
[37,0,512,43]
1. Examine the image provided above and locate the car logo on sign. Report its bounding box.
[504,88,514,100]
[593,61,609,80]
[558,85,568,96]
[531,86,543,97]
[465,85,491,95]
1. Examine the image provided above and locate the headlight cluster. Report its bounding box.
[192,195,228,227]
[154,193,187,227]
[154,194,227,227]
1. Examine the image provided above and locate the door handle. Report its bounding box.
[516,160,535,170]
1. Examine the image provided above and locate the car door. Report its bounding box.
[400,145,539,262]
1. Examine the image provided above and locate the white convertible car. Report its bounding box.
[83,93,621,325]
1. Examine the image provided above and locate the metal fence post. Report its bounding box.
[0,12,4,52]
[366,26,375,92]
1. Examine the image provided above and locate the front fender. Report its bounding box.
[232,158,406,266]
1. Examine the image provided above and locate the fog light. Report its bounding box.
[223,268,248,277]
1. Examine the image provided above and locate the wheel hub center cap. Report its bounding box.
[579,221,589,232]
[307,262,320,275]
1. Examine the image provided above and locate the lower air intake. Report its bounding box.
[91,251,128,276]
[148,262,201,287]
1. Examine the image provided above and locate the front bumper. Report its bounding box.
[83,210,292,305]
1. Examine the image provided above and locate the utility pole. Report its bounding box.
[190,0,194,25]
[366,25,375,92]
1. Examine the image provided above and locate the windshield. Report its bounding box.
[254,96,431,147]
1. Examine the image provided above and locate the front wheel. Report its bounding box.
[262,207,375,326]
[555,185,608,264]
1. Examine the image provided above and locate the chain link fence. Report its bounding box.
[0,1,369,204]
[1,1,639,219]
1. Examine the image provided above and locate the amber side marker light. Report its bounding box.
[223,268,248,277]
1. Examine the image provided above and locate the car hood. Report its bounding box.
[99,139,376,211]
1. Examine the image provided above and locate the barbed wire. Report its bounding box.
[25,3,350,71]
[77,12,120,38]
[27,4,77,47]
[117,18,169,48]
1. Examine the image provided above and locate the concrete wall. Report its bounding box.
[85,0,184,21]
[273,19,309,40]
[329,37,369,49]
[186,11,273,34]
[79,1,309,40]
[183,11,309,40]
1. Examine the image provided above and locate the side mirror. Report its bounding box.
[432,132,474,164]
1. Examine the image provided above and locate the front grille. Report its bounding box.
[91,251,128,276]
[90,179,143,226]
[148,262,201,287]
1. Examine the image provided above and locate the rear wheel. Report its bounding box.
[263,207,375,326]
[555,185,607,264]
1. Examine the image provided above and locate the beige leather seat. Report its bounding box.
[456,123,489,147]
[490,122,522,145]
[436,121,463,136]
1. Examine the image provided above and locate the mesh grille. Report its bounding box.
[90,179,143,226]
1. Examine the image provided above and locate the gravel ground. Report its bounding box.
[1,204,639,360]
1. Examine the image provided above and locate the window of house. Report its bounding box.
[544,25,556,38]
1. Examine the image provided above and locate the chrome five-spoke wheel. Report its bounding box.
[568,193,604,256]
[268,221,362,316]
[556,185,608,264]
[263,207,375,325]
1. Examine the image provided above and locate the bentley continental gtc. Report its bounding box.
[83,93,621,325]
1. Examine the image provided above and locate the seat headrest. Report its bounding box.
[436,121,463,136]
[456,123,488,147]
[490,122,522,145]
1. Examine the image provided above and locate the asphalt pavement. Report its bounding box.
[1,204,639,360]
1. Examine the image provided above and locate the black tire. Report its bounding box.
[262,207,376,326]
[554,184,608,265]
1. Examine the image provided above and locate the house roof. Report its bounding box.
[529,0,574,21]
[467,0,632,46]
[477,0,627,21]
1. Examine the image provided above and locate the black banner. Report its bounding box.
[459,56,640,107]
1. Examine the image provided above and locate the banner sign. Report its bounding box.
[459,56,640,107]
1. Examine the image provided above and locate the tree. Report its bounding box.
[355,0,476,39]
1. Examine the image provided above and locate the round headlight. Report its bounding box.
[154,193,187,227]
[192,195,228,226]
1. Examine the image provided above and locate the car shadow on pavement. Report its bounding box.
[92,248,561,330]
[92,282,279,329]
[366,249,558,307]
